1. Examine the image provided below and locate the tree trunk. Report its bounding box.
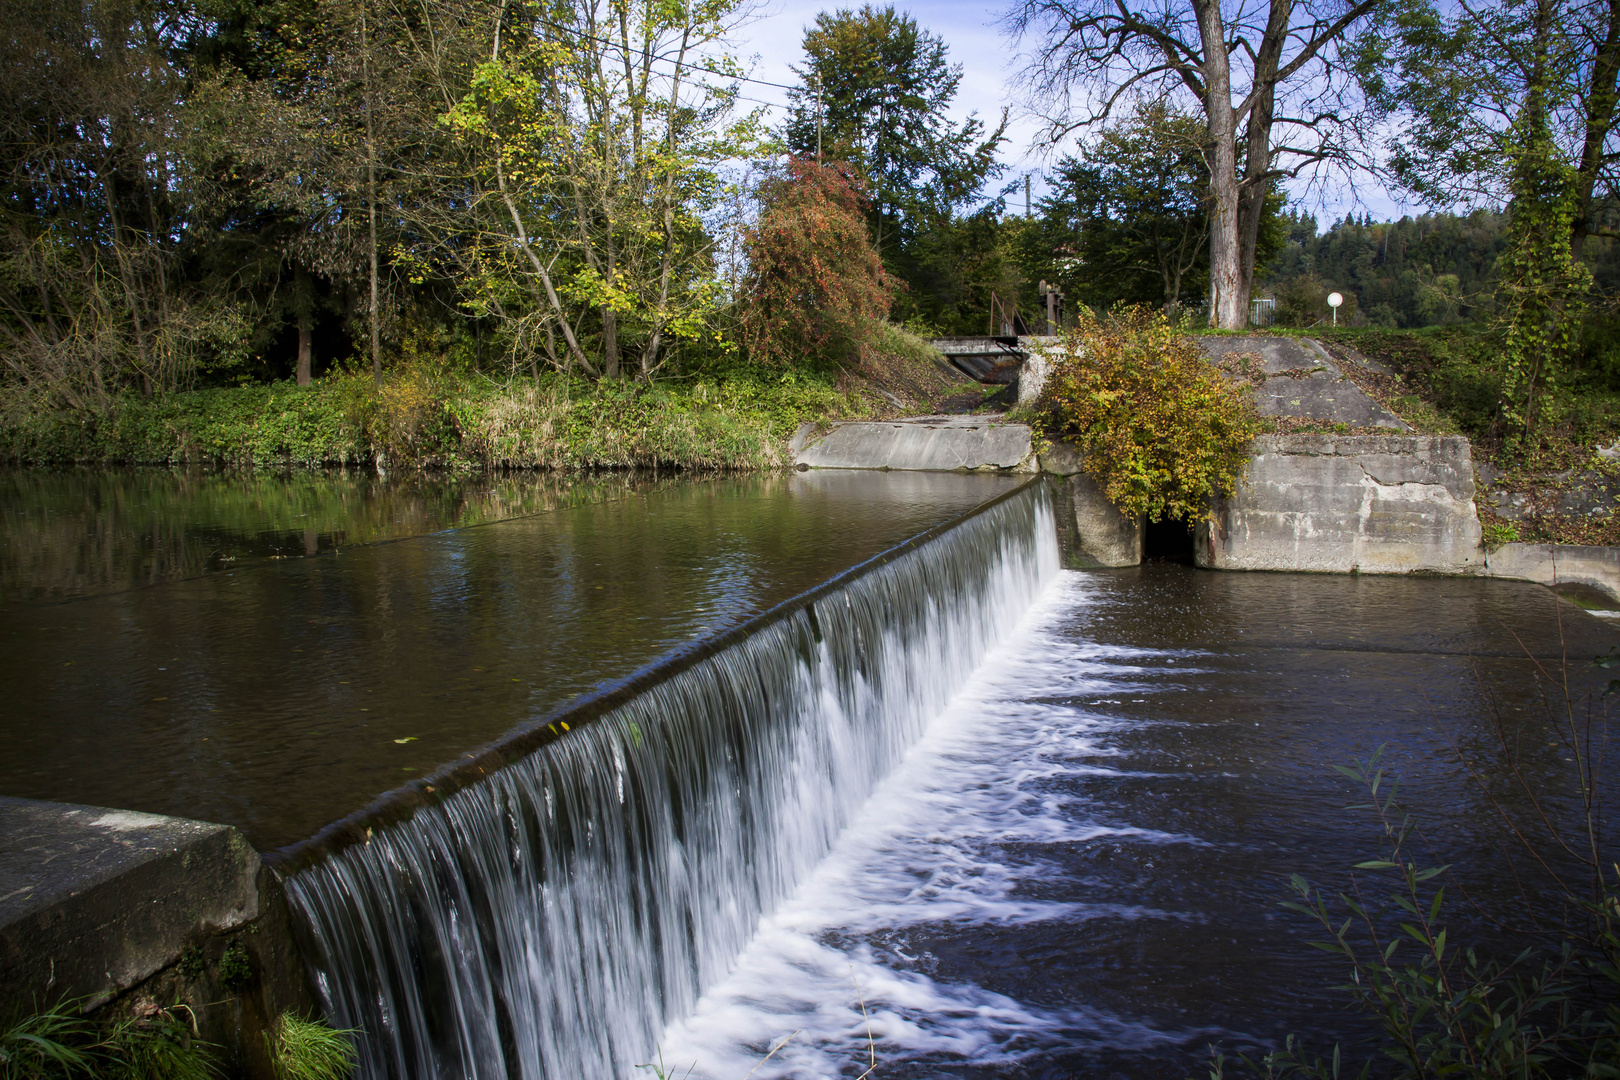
[1573,0,1620,261]
[602,307,619,380]
[297,321,313,386]
[360,0,381,388]
[1234,0,1289,321]
[1197,0,1245,328]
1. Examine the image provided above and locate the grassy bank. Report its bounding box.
[0,366,868,470]
[0,323,975,470]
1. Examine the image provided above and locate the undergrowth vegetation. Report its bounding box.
[265,1015,357,1080]
[0,363,874,470]
[1037,305,1263,521]
[1316,318,1620,472]
[0,1005,357,1080]
[0,1000,214,1080]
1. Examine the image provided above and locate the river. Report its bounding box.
[2,470,1612,1078]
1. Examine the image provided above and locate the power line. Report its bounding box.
[530,15,802,94]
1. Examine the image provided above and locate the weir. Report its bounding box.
[280,481,1059,1080]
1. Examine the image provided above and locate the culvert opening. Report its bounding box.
[1144,516,1195,564]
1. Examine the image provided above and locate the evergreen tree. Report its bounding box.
[781,5,1006,262]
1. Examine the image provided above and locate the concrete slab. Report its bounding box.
[0,797,260,1012]
[1197,434,1484,574]
[794,417,1036,472]
[1198,335,1409,430]
[1484,544,1620,604]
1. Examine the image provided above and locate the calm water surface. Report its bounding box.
[0,469,1020,848]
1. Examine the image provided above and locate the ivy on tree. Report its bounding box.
[739,157,894,370]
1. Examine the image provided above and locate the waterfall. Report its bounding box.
[281,481,1058,1080]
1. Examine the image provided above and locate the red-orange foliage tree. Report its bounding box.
[740,157,894,369]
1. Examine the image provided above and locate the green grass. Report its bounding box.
[0,999,217,1080]
[265,1015,357,1080]
[0,364,867,471]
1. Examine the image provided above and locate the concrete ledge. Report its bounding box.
[0,797,315,1077]
[0,797,260,1012]
[1197,434,1484,574]
[1039,443,1142,566]
[1484,543,1620,604]
[794,417,1035,472]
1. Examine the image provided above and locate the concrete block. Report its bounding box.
[0,797,260,1012]
[794,417,1035,472]
[1484,543,1620,604]
[1066,471,1142,567]
[1039,442,1141,566]
[1197,434,1484,574]
[1037,438,1085,477]
[1017,346,1052,408]
[1197,335,1409,430]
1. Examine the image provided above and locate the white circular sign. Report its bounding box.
[1327,292,1344,308]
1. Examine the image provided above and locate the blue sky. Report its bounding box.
[723,0,1421,227]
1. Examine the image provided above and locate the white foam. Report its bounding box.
[654,573,1210,1078]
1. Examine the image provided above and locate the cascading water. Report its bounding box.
[282,482,1057,1080]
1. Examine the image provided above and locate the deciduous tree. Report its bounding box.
[1005,0,1383,329]
[738,157,893,369]
[440,0,760,380]
[1356,0,1620,260]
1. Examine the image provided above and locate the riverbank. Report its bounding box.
[0,347,974,471]
[0,370,839,470]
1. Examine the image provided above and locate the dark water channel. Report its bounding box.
[0,468,1019,849]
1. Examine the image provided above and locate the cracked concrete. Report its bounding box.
[1196,435,1484,574]
[1198,335,1409,430]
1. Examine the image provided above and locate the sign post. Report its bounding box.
[1327,292,1343,327]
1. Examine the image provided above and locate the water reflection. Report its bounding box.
[0,467,660,602]
[0,469,1021,848]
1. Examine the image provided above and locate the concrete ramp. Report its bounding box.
[1198,335,1409,430]
[793,417,1035,472]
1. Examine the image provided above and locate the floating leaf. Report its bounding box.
[394,737,417,744]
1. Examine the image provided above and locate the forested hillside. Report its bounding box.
[1258,209,1620,329]
[2,0,1618,473]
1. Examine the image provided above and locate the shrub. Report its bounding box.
[738,157,895,371]
[1036,305,1261,521]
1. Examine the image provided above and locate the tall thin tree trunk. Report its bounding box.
[1197,0,1244,329]
[360,0,381,387]
[1233,0,1289,318]
[297,322,313,385]
[1574,0,1620,261]
[602,309,619,379]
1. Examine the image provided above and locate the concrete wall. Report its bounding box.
[0,797,313,1077]
[1196,434,1484,575]
[1040,441,1142,567]
[1483,543,1620,604]
[794,417,1036,472]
